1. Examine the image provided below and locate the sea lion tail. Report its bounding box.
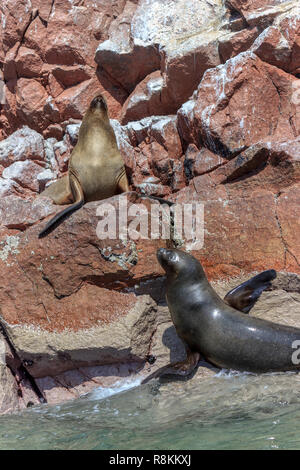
[38,177,84,238]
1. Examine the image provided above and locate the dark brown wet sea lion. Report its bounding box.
[39,94,129,237]
[157,248,300,374]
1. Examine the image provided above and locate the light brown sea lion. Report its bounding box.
[39,94,129,237]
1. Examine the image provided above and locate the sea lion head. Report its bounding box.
[90,94,108,114]
[157,248,205,281]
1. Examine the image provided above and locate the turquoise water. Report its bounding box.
[1,371,300,449]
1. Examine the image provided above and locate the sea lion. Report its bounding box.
[157,248,300,374]
[39,94,129,237]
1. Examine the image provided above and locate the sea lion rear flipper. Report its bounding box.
[224,269,277,313]
[141,195,174,206]
[38,176,84,238]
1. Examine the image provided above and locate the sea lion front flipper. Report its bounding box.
[144,195,174,206]
[38,175,84,238]
[224,269,277,313]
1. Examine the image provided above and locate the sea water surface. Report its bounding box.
[1,370,300,450]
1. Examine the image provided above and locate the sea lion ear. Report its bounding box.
[224,269,277,314]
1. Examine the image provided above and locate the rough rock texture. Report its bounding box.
[0,0,299,413]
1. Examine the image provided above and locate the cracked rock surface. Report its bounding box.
[0,0,299,413]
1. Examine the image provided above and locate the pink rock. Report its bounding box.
[150,116,182,159]
[184,144,225,180]
[3,43,19,81]
[47,71,65,98]
[36,363,145,405]
[171,137,300,279]
[177,99,197,145]
[276,183,300,272]
[16,78,50,131]
[2,160,45,192]
[42,124,64,141]
[51,65,92,88]
[0,178,20,197]
[186,52,299,156]
[121,71,166,124]
[36,169,56,192]
[54,77,101,121]
[226,0,293,26]
[0,0,127,137]
[35,376,78,404]
[115,116,184,195]
[0,127,59,195]
[0,0,32,57]
[162,40,221,112]
[0,196,55,230]
[95,1,160,93]
[219,27,260,61]
[0,364,20,415]
[0,0,299,415]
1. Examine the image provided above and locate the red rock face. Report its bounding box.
[226,0,295,25]
[0,0,299,410]
[183,139,300,278]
